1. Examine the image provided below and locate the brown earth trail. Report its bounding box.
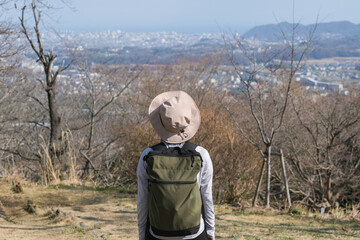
[0,180,359,240]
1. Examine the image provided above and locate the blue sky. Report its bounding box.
[11,0,360,33]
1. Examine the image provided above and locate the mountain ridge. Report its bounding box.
[243,21,360,40]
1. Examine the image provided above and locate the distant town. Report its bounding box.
[11,21,360,97]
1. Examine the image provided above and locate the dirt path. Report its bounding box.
[0,180,359,240]
[0,198,137,240]
[0,181,137,240]
[0,214,95,240]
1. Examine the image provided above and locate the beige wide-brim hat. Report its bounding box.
[149,91,201,144]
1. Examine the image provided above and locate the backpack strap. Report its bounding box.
[144,141,202,166]
[150,142,167,151]
[182,141,202,162]
[150,141,197,151]
[143,142,166,162]
[182,141,198,151]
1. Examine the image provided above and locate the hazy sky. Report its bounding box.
[21,0,360,32]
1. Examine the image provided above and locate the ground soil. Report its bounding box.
[0,179,359,240]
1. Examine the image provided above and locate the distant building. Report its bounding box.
[298,77,343,93]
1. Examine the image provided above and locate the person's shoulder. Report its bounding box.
[193,145,213,171]
[194,145,210,156]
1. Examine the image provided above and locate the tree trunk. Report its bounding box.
[252,159,265,207]
[266,145,271,208]
[280,149,292,208]
[87,111,94,150]
[47,87,61,164]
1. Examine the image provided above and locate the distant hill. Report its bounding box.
[243,21,360,41]
[310,35,360,59]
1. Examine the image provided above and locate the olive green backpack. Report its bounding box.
[144,141,203,236]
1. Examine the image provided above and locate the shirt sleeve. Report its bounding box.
[196,146,215,238]
[137,148,152,240]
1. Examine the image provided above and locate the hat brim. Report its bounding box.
[149,91,201,144]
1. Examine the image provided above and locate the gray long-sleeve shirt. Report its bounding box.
[137,142,215,240]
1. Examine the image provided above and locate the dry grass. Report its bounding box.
[0,179,359,239]
[215,205,360,239]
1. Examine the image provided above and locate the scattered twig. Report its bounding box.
[0,214,16,223]
[91,230,99,238]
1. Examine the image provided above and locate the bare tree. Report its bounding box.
[285,90,360,209]
[0,0,25,178]
[68,61,140,180]
[224,21,316,208]
[19,1,72,164]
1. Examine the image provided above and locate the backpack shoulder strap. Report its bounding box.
[149,141,198,151]
[143,142,166,161]
[145,141,201,159]
[150,142,167,151]
[182,141,198,151]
